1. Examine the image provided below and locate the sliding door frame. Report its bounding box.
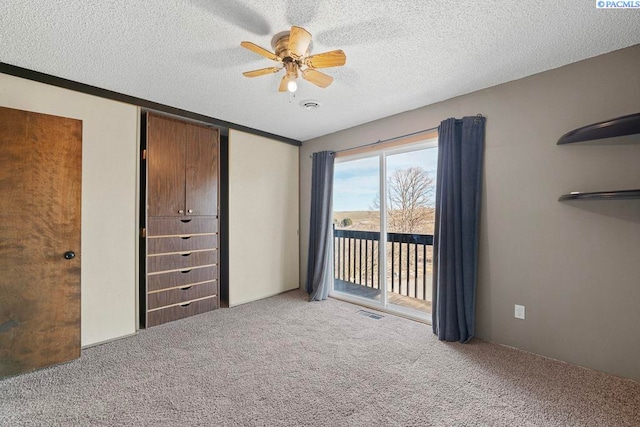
[330,138,437,324]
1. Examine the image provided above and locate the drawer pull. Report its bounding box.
[180,235,192,240]
[180,302,191,307]
[180,219,192,223]
[180,269,192,274]
[181,252,192,257]
[180,286,192,291]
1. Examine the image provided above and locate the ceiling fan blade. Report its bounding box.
[289,26,312,59]
[242,67,281,78]
[240,41,281,62]
[278,75,289,92]
[305,50,347,68]
[302,69,333,88]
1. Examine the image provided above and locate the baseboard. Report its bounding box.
[81,332,138,350]
[228,286,299,308]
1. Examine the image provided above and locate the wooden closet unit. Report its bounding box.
[142,113,220,328]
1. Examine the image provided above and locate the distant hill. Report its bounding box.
[334,209,435,235]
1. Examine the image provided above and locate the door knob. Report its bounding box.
[178,209,184,214]
[64,251,76,260]
[187,209,193,214]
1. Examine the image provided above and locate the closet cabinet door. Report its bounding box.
[186,125,218,216]
[147,115,186,217]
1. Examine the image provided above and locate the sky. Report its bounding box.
[333,147,438,212]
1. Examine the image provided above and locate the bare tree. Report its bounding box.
[372,167,435,233]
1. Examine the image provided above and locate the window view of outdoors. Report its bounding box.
[333,147,438,314]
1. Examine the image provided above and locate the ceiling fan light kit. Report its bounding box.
[241,26,346,93]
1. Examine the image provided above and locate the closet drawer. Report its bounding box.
[147,265,217,292]
[147,216,217,236]
[147,250,218,273]
[148,281,217,310]
[147,296,217,327]
[148,234,217,254]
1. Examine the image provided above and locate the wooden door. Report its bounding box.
[186,125,219,216]
[147,114,186,217]
[0,106,82,377]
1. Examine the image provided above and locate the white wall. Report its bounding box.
[228,130,299,306]
[300,45,640,381]
[0,73,138,346]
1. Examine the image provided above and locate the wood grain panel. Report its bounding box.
[147,217,218,236]
[143,115,221,328]
[0,106,82,377]
[146,297,217,327]
[147,266,217,292]
[186,125,219,216]
[147,113,186,217]
[147,250,218,273]
[148,234,218,254]
[147,281,217,310]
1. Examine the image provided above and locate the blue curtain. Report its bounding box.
[432,116,486,343]
[306,151,335,301]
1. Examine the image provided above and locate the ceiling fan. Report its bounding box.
[241,26,347,93]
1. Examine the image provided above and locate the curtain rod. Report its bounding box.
[309,125,439,158]
[309,114,484,158]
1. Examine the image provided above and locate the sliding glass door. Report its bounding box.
[384,147,438,316]
[331,140,438,321]
[333,155,381,302]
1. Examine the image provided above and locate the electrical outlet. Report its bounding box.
[515,304,525,320]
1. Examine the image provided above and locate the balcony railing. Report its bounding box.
[333,228,434,302]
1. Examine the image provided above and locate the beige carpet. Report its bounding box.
[0,290,638,426]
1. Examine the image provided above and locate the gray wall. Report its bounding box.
[299,45,640,381]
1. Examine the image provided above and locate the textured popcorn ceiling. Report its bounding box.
[1,1,639,141]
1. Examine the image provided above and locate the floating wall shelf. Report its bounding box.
[557,112,640,145]
[558,112,639,202]
[558,189,640,201]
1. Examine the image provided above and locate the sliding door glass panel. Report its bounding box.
[384,148,438,314]
[333,156,381,302]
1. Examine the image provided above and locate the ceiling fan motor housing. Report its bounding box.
[275,35,307,65]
